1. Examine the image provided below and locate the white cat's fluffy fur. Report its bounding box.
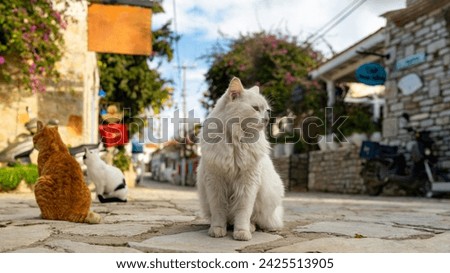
[197,77,284,241]
[84,148,127,203]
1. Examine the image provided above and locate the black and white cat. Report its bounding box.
[84,148,127,203]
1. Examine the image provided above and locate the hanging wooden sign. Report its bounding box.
[88,3,152,55]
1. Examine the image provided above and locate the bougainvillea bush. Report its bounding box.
[203,32,325,117]
[203,32,329,151]
[0,0,69,93]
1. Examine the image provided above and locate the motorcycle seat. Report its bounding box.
[69,144,101,156]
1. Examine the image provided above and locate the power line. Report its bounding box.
[172,0,182,84]
[308,0,368,46]
[303,0,367,49]
[304,0,362,44]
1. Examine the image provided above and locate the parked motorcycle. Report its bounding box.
[360,116,450,197]
[0,118,61,166]
[0,118,42,165]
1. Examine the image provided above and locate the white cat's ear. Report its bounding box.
[249,86,260,93]
[37,120,44,131]
[228,77,244,100]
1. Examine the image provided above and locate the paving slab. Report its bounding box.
[61,222,159,237]
[269,233,450,253]
[11,247,59,253]
[111,207,183,216]
[0,208,41,222]
[45,240,142,253]
[1,180,450,253]
[0,225,52,252]
[295,221,432,239]
[129,229,282,253]
[104,214,196,224]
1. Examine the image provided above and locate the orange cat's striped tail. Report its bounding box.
[84,211,102,224]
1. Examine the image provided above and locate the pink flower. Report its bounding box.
[0,56,5,65]
[22,33,31,42]
[52,11,67,29]
[53,11,62,23]
[284,72,296,85]
[29,63,36,74]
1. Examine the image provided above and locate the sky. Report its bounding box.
[150,0,406,139]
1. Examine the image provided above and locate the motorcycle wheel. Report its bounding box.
[361,160,387,196]
[423,174,449,198]
[16,157,31,165]
[420,180,433,198]
[365,182,383,196]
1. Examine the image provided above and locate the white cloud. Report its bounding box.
[155,0,405,54]
[153,0,406,136]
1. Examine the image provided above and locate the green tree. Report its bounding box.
[203,32,324,116]
[0,0,69,93]
[98,4,177,132]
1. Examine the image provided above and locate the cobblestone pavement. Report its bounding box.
[1,178,450,253]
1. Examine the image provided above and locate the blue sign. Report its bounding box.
[395,52,426,70]
[355,63,386,86]
[98,89,106,98]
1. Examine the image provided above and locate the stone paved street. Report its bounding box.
[1,179,450,253]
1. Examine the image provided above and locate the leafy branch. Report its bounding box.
[0,0,70,93]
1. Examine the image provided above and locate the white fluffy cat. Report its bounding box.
[84,148,128,203]
[197,77,284,241]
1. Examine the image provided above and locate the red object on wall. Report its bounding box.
[99,123,129,147]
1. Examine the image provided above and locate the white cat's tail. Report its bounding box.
[253,155,285,231]
[255,205,284,231]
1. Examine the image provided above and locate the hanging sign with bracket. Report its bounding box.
[355,62,386,86]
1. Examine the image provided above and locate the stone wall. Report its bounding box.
[308,146,365,194]
[273,148,364,194]
[383,2,450,169]
[273,154,308,191]
[0,93,38,150]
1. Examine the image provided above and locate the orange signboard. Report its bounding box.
[88,3,152,55]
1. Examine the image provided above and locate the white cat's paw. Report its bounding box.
[208,226,227,238]
[233,230,252,241]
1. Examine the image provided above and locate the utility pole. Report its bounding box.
[174,64,195,186]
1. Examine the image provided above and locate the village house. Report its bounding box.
[382,0,450,169]
[287,0,450,194]
[0,0,100,160]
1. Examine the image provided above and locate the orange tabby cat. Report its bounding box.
[33,121,101,224]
